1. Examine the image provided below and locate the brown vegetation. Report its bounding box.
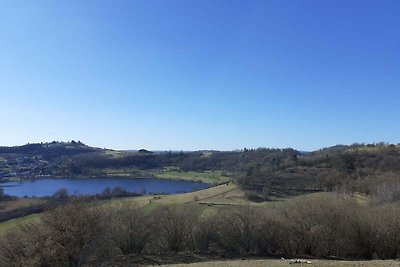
[1,191,400,266]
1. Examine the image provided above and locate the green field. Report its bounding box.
[101,167,230,184]
[153,170,230,184]
[162,259,400,267]
[0,214,41,235]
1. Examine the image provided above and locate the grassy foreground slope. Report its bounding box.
[0,214,40,235]
[163,259,400,267]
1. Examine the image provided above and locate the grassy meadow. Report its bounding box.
[0,214,41,235]
[153,169,230,184]
[100,167,230,184]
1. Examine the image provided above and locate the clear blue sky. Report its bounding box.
[1,0,399,151]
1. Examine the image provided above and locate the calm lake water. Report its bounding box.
[0,178,208,197]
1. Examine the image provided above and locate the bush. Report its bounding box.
[3,191,400,264]
[269,193,372,258]
[0,223,52,266]
[215,206,263,254]
[193,215,218,253]
[41,199,107,266]
[107,202,152,254]
[51,188,69,203]
[150,205,198,252]
[375,202,400,258]
[343,206,379,259]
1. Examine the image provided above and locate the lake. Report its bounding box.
[0,178,208,197]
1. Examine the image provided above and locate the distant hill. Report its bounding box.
[1,141,399,198]
[0,141,98,158]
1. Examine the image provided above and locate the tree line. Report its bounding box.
[1,191,400,266]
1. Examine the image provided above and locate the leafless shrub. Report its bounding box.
[215,205,263,254]
[342,206,379,259]
[273,193,360,257]
[107,202,152,255]
[192,215,218,253]
[41,199,107,267]
[257,208,293,255]
[150,205,198,252]
[3,192,400,263]
[374,202,400,259]
[0,223,52,267]
[373,182,400,204]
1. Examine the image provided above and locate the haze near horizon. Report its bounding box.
[1,0,399,151]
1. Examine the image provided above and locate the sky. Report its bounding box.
[1,0,399,151]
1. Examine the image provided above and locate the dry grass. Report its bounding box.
[0,198,45,212]
[153,182,240,205]
[162,259,400,267]
[111,184,368,215]
[110,183,245,209]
